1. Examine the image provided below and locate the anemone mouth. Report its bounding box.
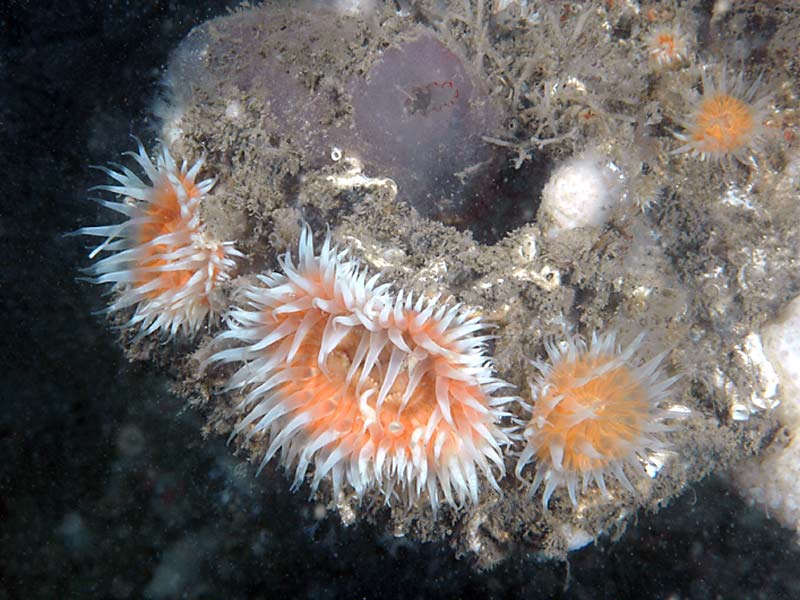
[77,141,241,340]
[208,226,516,513]
[516,331,678,508]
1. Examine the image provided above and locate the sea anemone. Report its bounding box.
[515,331,678,508]
[77,141,241,339]
[645,25,690,70]
[672,68,771,163]
[207,226,514,513]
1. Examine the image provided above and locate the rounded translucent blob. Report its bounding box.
[350,31,503,219]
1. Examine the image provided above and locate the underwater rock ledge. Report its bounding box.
[76,0,800,569]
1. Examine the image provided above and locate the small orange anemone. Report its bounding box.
[673,69,771,163]
[516,331,678,508]
[646,25,689,70]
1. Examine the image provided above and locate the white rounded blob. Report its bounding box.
[331,0,377,16]
[735,435,800,533]
[539,155,623,236]
[225,100,243,121]
[561,524,595,551]
[732,296,800,533]
[763,297,800,419]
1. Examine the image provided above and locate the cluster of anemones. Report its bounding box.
[640,19,773,165]
[80,143,682,513]
[78,140,241,339]
[206,227,516,512]
[202,229,680,512]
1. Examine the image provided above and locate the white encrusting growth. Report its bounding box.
[733,296,800,533]
[207,226,516,513]
[78,141,241,339]
[516,331,679,509]
[538,154,624,236]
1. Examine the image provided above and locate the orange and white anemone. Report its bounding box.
[672,68,771,163]
[208,227,514,513]
[515,331,678,508]
[645,25,690,70]
[78,141,241,339]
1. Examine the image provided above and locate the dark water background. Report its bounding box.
[2,1,800,598]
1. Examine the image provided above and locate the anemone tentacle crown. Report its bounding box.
[207,226,516,512]
[516,331,679,508]
[78,141,241,339]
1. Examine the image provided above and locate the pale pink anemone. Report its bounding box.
[207,226,516,513]
[78,141,241,339]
